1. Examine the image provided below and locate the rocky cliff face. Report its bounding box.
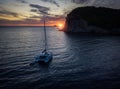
[64,6,120,34]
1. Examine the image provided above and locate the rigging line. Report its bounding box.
[43,14,48,51]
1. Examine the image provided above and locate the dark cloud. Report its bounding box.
[52,1,60,7]
[41,0,60,7]
[72,0,120,9]
[29,4,64,25]
[72,0,88,4]
[30,4,50,15]
[91,0,120,9]
[30,9,38,12]
[0,10,18,17]
[16,0,27,3]
[30,16,40,19]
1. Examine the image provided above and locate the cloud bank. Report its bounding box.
[72,0,120,9]
[30,4,50,15]
[16,0,27,4]
[0,0,120,26]
[0,10,18,17]
[41,0,60,7]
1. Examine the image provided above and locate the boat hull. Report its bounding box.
[35,52,53,63]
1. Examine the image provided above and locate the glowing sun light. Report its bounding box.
[58,23,64,29]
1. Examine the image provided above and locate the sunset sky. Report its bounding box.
[0,0,120,26]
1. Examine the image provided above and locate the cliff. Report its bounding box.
[64,6,120,34]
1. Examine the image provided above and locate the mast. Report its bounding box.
[43,14,47,51]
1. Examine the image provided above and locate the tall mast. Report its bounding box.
[43,14,47,51]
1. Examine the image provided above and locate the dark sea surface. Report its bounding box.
[0,27,120,89]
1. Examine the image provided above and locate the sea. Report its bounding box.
[0,26,120,89]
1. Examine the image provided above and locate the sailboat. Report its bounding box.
[34,15,53,63]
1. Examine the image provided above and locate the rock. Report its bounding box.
[63,6,120,34]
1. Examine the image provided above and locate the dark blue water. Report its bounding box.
[0,27,120,89]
